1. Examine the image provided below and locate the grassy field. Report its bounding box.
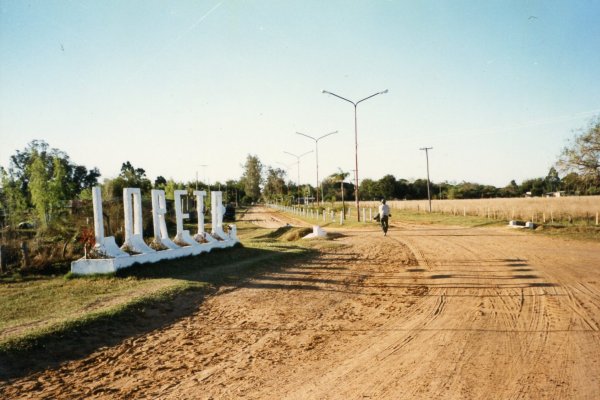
[278,196,600,228]
[0,221,323,361]
[361,196,600,225]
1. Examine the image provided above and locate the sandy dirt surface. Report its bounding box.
[2,207,600,399]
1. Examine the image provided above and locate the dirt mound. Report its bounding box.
[260,226,313,241]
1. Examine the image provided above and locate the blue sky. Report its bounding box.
[1,0,599,187]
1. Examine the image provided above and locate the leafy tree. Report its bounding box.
[2,140,99,203]
[499,180,520,197]
[239,155,263,203]
[49,156,72,206]
[359,178,380,200]
[410,179,430,199]
[154,176,167,189]
[521,178,545,197]
[0,167,28,224]
[558,116,600,186]
[378,174,396,200]
[481,185,499,198]
[28,153,51,225]
[118,161,152,190]
[103,161,151,199]
[262,167,286,201]
[560,172,583,194]
[395,179,410,200]
[544,167,561,193]
[225,179,243,205]
[326,170,351,203]
[164,179,185,200]
[7,140,51,195]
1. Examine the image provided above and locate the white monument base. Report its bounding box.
[75,186,239,275]
[72,235,238,275]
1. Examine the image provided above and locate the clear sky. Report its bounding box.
[1,0,599,187]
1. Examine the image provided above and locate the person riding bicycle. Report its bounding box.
[378,198,390,236]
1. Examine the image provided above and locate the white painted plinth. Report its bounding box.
[71,237,238,275]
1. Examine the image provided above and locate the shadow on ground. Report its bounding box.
[0,243,318,381]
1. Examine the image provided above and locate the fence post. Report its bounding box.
[20,241,30,270]
[596,212,599,225]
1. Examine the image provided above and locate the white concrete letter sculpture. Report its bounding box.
[173,190,201,247]
[151,189,180,250]
[122,188,155,254]
[193,190,207,242]
[71,187,238,275]
[91,187,129,259]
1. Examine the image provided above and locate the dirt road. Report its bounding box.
[2,207,600,399]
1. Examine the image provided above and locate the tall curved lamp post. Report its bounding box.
[284,150,313,205]
[322,89,388,221]
[295,130,338,206]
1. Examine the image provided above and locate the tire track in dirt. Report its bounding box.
[391,224,599,400]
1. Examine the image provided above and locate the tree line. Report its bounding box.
[1,116,598,228]
[256,116,600,204]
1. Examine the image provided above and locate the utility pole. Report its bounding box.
[420,147,433,213]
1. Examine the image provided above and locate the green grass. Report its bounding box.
[0,221,318,363]
[532,223,600,241]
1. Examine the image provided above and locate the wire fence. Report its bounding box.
[270,195,600,226]
[360,196,600,225]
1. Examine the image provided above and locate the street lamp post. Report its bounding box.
[420,147,433,212]
[284,150,313,205]
[295,130,338,206]
[322,89,388,221]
